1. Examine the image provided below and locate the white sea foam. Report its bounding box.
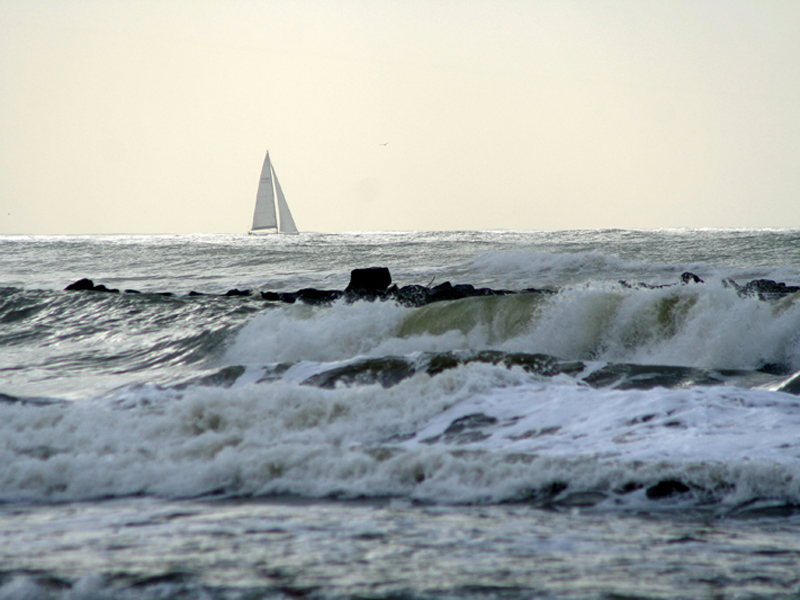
[222,300,409,364]
[504,283,800,370]
[3,362,800,507]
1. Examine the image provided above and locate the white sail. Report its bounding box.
[274,170,297,233]
[250,151,298,234]
[251,152,277,231]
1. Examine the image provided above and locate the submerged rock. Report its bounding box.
[301,357,415,389]
[619,272,704,290]
[723,277,800,300]
[93,284,120,293]
[645,480,691,500]
[617,271,800,300]
[742,279,800,300]
[441,413,498,443]
[225,288,252,297]
[299,351,585,392]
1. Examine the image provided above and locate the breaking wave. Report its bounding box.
[226,283,800,372]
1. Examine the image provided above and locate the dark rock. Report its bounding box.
[776,371,800,395]
[423,350,583,379]
[618,280,670,290]
[176,365,247,389]
[741,279,800,300]
[728,502,800,519]
[757,362,791,375]
[440,413,498,444]
[501,353,584,377]
[296,288,343,305]
[553,491,608,508]
[444,413,498,433]
[476,287,510,296]
[92,284,119,293]
[344,289,386,303]
[615,482,644,495]
[65,278,96,291]
[722,278,741,290]
[0,392,62,406]
[512,481,570,505]
[346,267,392,292]
[724,278,800,300]
[748,279,784,292]
[680,272,703,284]
[645,480,691,499]
[0,392,21,404]
[451,283,478,299]
[301,357,415,389]
[423,282,513,304]
[425,352,463,375]
[389,284,430,307]
[63,268,533,308]
[65,278,137,294]
[426,281,459,303]
[64,267,800,310]
[619,272,704,290]
[583,363,717,391]
[260,290,308,304]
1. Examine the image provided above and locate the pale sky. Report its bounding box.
[1,0,799,233]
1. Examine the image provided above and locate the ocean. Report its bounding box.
[2,229,800,599]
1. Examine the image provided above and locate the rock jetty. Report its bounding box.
[64,268,800,307]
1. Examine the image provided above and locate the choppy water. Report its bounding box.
[3,229,800,599]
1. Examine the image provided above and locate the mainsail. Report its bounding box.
[250,151,298,234]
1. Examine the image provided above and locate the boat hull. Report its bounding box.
[248,229,299,235]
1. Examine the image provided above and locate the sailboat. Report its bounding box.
[249,151,298,234]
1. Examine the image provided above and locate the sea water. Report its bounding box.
[2,229,800,599]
